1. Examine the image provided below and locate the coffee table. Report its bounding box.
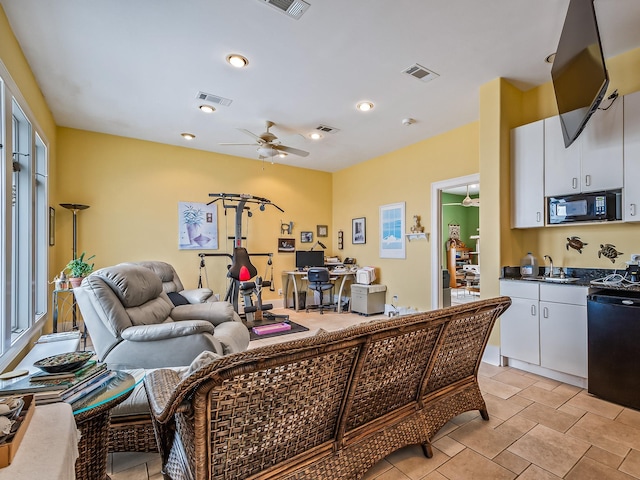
[72,369,145,480]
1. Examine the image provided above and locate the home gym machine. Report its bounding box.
[197,193,288,325]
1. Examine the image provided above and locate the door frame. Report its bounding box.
[430,173,480,309]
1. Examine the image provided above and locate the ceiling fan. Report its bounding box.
[443,185,480,207]
[220,121,309,159]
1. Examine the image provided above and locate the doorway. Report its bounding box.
[430,174,480,310]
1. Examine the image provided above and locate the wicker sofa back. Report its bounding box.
[145,296,511,480]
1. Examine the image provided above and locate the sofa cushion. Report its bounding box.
[95,265,164,308]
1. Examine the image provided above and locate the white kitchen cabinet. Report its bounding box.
[544,98,623,197]
[511,120,544,228]
[624,90,640,222]
[499,280,539,365]
[500,280,588,381]
[539,284,588,378]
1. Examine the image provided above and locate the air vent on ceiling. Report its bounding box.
[402,63,439,83]
[316,124,340,134]
[196,91,233,107]
[259,0,310,19]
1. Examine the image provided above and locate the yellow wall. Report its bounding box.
[55,128,332,300]
[333,122,479,311]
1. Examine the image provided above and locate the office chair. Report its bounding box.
[306,267,336,314]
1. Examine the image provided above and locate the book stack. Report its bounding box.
[0,360,116,406]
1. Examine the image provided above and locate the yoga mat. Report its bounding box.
[248,320,309,341]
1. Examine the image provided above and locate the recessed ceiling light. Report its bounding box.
[309,132,322,140]
[356,101,374,112]
[545,53,556,64]
[181,133,196,140]
[226,54,249,68]
[199,104,215,113]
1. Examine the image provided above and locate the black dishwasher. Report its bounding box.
[587,290,640,410]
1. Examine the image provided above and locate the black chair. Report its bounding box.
[306,267,336,314]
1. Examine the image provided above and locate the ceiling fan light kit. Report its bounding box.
[220,120,310,160]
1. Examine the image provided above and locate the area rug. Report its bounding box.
[248,320,309,341]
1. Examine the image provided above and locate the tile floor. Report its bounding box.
[108,307,640,480]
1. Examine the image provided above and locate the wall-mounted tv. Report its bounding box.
[551,0,609,148]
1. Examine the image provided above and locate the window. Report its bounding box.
[0,69,49,366]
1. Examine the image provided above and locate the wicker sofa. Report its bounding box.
[144,296,510,479]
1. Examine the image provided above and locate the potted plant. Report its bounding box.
[66,252,95,288]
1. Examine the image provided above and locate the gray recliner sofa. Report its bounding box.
[74,263,249,368]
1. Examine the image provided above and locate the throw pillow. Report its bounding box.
[167,291,189,306]
[183,350,223,379]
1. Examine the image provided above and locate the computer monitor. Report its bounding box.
[295,250,324,270]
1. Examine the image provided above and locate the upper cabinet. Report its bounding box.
[544,97,624,197]
[511,120,544,228]
[624,90,640,222]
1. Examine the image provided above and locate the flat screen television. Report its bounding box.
[551,0,609,148]
[295,250,324,270]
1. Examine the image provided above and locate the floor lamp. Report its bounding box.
[60,203,90,260]
[59,203,90,337]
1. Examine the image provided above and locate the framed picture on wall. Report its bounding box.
[352,217,366,244]
[317,225,328,237]
[278,238,295,252]
[301,231,313,243]
[379,202,405,258]
[49,207,55,246]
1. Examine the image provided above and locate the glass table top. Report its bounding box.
[71,368,144,415]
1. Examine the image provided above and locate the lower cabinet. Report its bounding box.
[500,280,588,381]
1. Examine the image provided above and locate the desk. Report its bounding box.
[0,403,80,479]
[283,270,355,313]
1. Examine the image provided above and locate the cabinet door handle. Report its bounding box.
[585,174,591,187]
[572,177,578,189]
[543,307,549,318]
[531,305,536,316]
[536,212,541,223]
[631,204,637,217]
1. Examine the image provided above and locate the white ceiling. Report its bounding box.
[2,0,640,173]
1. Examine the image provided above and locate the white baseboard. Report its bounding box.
[503,357,587,388]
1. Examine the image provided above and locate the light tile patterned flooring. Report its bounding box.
[108,307,640,480]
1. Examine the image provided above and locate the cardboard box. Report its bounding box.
[0,394,34,468]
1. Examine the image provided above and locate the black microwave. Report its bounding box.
[548,191,622,224]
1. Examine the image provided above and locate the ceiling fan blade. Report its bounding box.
[238,129,265,143]
[274,144,309,157]
[219,142,260,146]
[442,202,462,206]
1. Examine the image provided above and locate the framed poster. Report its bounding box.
[379,202,405,258]
[178,202,218,250]
[352,217,366,244]
[278,238,295,252]
[301,231,313,243]
[49,207,55,246]
[317,225,328,237]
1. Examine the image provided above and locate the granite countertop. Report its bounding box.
[501,266,640,293]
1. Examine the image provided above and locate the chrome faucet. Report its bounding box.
[544,255,554,277]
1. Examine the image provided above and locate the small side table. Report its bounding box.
[72,370,145,480]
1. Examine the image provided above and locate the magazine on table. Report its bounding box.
[0,362,107,395]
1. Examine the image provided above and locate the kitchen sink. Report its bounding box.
[543,277,579,283]
[518,276,579,283]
